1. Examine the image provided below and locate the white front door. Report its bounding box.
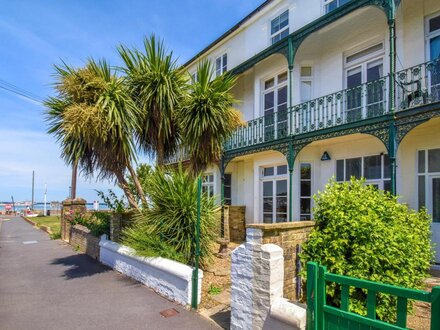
[428,175,440,263]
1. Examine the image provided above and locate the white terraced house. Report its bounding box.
[170,0,440,263]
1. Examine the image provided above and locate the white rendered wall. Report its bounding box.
[99,236,203,306]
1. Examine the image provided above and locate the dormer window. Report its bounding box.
[271,10,289,44]
[324,0,350,14]
[215,53,228,77]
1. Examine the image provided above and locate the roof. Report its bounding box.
[182,0,274,68]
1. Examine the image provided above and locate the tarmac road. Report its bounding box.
[0,216,218,330]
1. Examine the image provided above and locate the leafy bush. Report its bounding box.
[72,211,110,237]
[122,165,218,268]
[301,178,434,322]
[96,189,127,212]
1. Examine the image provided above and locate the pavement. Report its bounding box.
[0,216,219,330]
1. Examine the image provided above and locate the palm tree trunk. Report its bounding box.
[127,163,147,207]
[115,171,139,210]
[156,138,165,168]
[71,162,78,199]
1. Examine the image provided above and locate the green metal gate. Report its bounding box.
[306,262,440,330]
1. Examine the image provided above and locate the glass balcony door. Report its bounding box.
[263,72,288,142]
[346,59,384,123]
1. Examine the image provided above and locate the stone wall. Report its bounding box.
[109,211,136,242]
[61,198,87,242]
[70,224,100,260]
[247,221,315,301]
[229,206,246,243]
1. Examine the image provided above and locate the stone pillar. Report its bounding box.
[61,198,87,243]
[247,222,315,301]
[109,213,122,242]
[231,228,284,330]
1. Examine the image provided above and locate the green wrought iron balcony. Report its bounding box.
[225,59,440,152]
[396,58,440,111]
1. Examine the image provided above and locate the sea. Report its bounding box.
[0,203,108,212]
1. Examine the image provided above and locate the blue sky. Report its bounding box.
[0,0,263,203]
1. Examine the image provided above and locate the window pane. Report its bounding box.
[222,54,227,67]
[276,180,287,196]
[301,181,311,197]
[276,214,287,223]
[428,148,440,173]
[418,150,426,173]
[336,160,344,181]
[383,154,391,179]
[301,66,312,77]
[263,167,274,177]
[364,155,381,179]
[224,186,231,200]
[263,198,273,212]
[433,178,440,222]
[300,198,311,214]
[277,165,287,175]
[278,72,288,83]
[383,180,391,193]
[276,197,287,213]
[346,43,383,63]
[278,86,288,105]
[345,157,362,180]
[347,67,362,88]
[367,60,383,82]
[263,181,273,196]
[264,92,274,111]
[224,173,231,185]
[418,176,425,210]
[263,213,273,223]
[265,78,274,90]
[300,81,312,103]
[429,15,440,33]
[301,163,311,180]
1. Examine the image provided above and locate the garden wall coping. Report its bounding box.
[99,235,202,306]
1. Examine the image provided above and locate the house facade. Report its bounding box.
[175,0,440,263]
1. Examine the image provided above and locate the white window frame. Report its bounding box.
[260,164,288,223]
[417,149,440,214]
[425,11,440,55]
[215,53,228,77]
[336,154,391,191]
[299,162,313,221]
[344,43,385,87]
[270,9,289,45]
[202,173,215,198]
[261,70,288,117]
[300,66,313,103]
[323,0,350,14]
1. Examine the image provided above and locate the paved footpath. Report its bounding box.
[0,216,218,330]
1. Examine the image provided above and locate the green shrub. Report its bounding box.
[72,211,110,237]
[301,178,434,322]
[122,165,218,268]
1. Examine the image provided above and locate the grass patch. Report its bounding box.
[32,216,61,239]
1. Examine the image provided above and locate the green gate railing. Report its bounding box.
[306,262,440,330]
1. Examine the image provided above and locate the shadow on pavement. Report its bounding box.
[50,254,110,279]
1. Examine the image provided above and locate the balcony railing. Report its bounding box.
[225,59,440,152]
[396,58,440,111]
[225,76,389,150]
[164,146,190,164]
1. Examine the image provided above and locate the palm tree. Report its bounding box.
[118,35,187,167]
[179,60,243,175]
[45,59,145,209]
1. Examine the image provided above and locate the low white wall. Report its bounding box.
[230,228,306,330]
[99,235,203,306]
